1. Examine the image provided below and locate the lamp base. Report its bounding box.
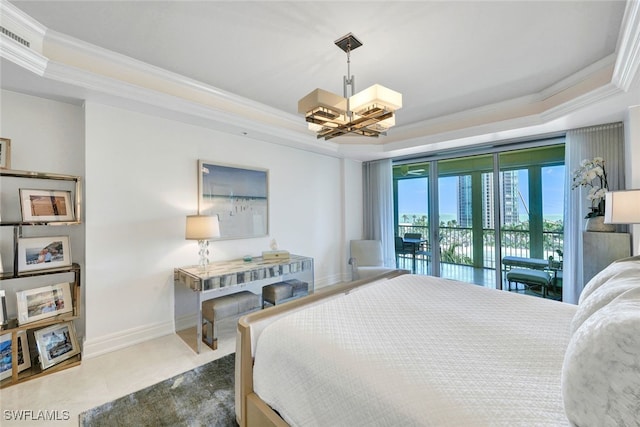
[197,240,210,272]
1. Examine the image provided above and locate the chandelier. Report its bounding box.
[298,33,402,141]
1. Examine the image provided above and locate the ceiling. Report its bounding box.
[2,1,639,160]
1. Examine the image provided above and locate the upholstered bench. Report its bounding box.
[262,280,310,308]
[506,268,552,298]
[284,279,309,298]
[502,256,549,271]
[202,291,260,350]
[262,282,293,308]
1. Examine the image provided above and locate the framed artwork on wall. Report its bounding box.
[19,189,75,222]
[16,282,73,325]
[0,138,10,169]
[0,331,31,380]
[34,321,79,370]
[17,236,72,273]
[198,160,269,240]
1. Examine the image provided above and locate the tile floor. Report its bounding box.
[0,321,236,427]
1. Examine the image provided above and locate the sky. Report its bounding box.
[398,166,565,222]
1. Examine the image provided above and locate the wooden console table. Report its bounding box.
[174,254,314,353]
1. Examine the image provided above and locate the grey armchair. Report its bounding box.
[349,239,395,281]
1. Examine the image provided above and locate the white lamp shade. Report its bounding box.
[185,215,220,240]
[349,84,403,114]
[308,122,324,132]
[367,115,396,131]
[604,190,640,224]
[298,88,347,116]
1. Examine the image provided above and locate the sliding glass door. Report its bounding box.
[394,163,430,274]
[393,142,565,296]
[436,154,496,286]
[497,148,565,297]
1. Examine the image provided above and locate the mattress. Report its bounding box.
[252,274,577,427]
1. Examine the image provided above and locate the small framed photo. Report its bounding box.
[17,236,72,273]
[16,282,73,325]
[19,189,75,222]
[0,138,10,169]
[0,331,31,380]
[34,321,80,370]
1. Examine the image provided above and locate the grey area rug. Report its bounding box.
[79,352,237,427]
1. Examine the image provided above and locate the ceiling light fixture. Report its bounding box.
[298,33,402,141]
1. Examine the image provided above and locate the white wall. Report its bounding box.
[2,88,638,359]
[82,101,360,357]
[0,90,363,358]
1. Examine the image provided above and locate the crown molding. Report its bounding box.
[0,0,48,73]
[613,0,640,91]
[0,1,46,36]
[540,81,623,122]
[539,54,617,101]
[41,29,347,157]
[2,1,638,161]
[42,58,342,158]
[0,35,48,75]
[44,29,301,127]
[337,65,624,159]
[39,16,626,153]
[0,0,46,51]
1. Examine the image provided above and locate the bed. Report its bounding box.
[236,257,640,427]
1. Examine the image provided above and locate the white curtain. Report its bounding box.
[563,122,625,304]
[363,159,396,267]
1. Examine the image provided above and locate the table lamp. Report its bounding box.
[604,189,640,253]
[185,215,220,271]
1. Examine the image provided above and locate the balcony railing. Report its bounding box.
[398,224,563,270]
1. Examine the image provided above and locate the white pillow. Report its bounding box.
[578,255,640,305]
[570,273,640,335]
[562,287,640,426]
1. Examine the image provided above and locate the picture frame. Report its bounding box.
[17,236,72,273]
[19,189,75,222]
[0,137,10,169]
[0,290,6,325]
[198,160,268,240]
[0,331,31,380]
[16,282,73,325]
[34,321,80,370]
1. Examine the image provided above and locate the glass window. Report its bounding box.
[393,142,565,298]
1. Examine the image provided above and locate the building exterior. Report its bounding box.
[457,171,520,228]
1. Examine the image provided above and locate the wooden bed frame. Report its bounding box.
[235,270,409,427]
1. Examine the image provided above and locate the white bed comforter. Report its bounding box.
[253,274,577,427]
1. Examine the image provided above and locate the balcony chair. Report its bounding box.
[395,236,413,267]
[403,233,432,273]
[349,239,396,281]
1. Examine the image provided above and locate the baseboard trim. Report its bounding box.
[83,274,344,359]
[175,312,197,332]
[82,320,174,359]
